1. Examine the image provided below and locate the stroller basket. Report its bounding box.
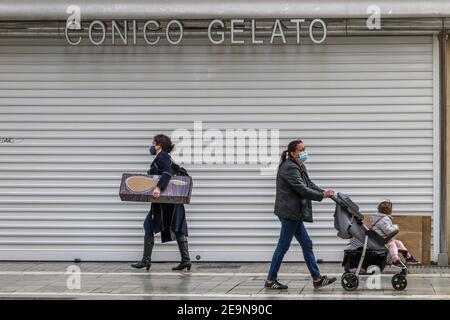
[342,248,388,272]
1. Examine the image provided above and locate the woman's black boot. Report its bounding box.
[172,238,191,271]
[131,236,154,271]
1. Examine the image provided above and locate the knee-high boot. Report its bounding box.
[172,238,191,271]
[131,235,154,271]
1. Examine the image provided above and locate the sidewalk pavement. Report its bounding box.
[0,262,449,300]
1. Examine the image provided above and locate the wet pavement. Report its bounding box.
[0,262,449,299]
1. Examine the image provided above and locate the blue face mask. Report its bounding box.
[149,146,157,155]
[299,150,308,162]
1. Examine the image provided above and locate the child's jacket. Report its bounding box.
[370,212,399,237]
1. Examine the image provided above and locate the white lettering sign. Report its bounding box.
[65,18,329,46]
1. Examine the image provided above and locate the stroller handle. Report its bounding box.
[330,193,338,203]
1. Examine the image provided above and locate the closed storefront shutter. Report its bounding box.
[0,36,439,261]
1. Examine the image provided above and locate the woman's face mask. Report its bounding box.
[299,150,308,162]
[149,145,157,155]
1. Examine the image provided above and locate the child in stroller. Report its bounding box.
[332,192,409,291]
[372,200,420,267]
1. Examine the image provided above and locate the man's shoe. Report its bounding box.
[313,276,336,289]
[264,280,288,290]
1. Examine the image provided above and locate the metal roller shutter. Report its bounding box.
[0,35,439,262]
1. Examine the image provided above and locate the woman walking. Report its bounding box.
[265,139,336,289]
[131,134,191,271]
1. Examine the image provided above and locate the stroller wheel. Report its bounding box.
[391,274,407,291]
[341,272,359,291]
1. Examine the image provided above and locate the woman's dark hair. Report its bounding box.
[279,139,303,168]
[153,134,175,153]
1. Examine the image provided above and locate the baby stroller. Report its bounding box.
[332,192,408,291]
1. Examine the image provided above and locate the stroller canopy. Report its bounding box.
[333,193,386,251]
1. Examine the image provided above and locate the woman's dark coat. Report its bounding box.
[148,151,188,242]
[274,158,324,222]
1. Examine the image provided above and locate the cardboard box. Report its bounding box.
[363,214,431,265]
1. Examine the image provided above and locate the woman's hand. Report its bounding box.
[153,187,161,198]
[323,190,335,198]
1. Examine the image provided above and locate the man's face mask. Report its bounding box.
[299,150,308,162]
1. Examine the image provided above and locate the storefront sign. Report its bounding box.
[65,19,327,46]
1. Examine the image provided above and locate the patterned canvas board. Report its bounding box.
[119,173,193,204]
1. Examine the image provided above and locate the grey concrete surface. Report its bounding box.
[0,262,449,300]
